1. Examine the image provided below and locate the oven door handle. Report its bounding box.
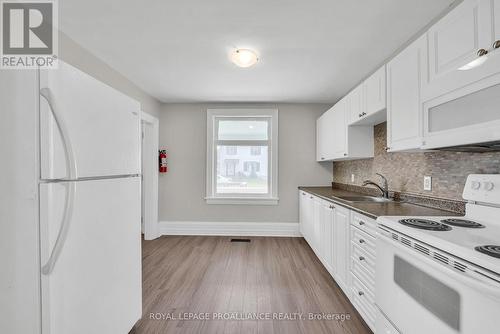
[381,234,500,301]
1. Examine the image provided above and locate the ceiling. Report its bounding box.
[60,0,456,103]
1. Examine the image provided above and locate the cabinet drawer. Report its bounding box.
[351,243,376,289]
[351,274,376,330]
[350,225,376,257]
[351,212,377,236]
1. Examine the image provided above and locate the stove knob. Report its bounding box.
[483,182,494,191]
[471,181,481,190]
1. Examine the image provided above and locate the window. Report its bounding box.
[226,146,237,155]
[250,146,261,155]
[224,159,238,176]
[206,109,278,205]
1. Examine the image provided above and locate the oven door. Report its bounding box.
[376,227,500,334]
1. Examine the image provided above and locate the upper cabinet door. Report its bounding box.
[494,0,500,41]
[364,65,386,116]
[347,85,364,125]
[40,61,141,180]
[387,36,427,152]
[423,0,499,101]
[332,98,347,158]
[316,105,337,161]
[316,116,325,162]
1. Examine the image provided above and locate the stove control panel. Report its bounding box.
[463,174,500,204]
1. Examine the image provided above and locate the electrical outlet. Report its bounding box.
[351,174,355,182]
[424,176,432,191]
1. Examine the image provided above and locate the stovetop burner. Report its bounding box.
[399,219,452,231]
[441,218,485,228]
[475,245,500,259]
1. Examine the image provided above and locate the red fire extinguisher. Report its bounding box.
[159,150,168,173]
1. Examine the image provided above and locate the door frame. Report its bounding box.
[141,112,159,240]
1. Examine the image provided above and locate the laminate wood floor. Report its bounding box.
[130,236,372,334]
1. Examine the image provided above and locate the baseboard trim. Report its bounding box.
[158,221,300,237]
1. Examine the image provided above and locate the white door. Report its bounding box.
[334,206,350,293]
[302,193,314,243]
[299,191,307,236]
[39,61,141,180]
[332,99,347,158]
[316,106,337,161]
[347,85,364,125]
[312,198,323,255]
[322,203,335,275]
[316,114,327,161]
[495,0,500,40]
[364,65,386,117]
[386,35,426,152]
[39,177,142,334]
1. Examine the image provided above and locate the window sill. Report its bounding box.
[205,197,279,205]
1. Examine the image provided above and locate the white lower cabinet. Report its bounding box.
[333,205,351,293]
[298,190,376,330]
[349,212,377,332]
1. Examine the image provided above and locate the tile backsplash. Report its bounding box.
[333,122,500,201]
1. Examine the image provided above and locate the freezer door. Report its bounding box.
[39,61,141,180]
[40,177,141,334]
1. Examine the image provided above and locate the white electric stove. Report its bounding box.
[375,174,500,334]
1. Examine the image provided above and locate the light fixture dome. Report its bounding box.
[230,49,259,68]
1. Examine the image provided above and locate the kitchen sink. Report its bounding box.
[335,195,393,203]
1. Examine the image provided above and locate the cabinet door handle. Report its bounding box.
[358,291,364,296]
[477,48,488,57]
[358,221,365,226]
[359,239,365,244]
[310,196,314,199]
[329,205,335,209]
[358,113,362,118]
[359,256,365,261]
[493,40,500,49]
[321,157,325,160]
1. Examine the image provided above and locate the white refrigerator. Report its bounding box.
[2,61,143,334]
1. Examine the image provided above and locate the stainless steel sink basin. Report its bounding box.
[336,195,393,203]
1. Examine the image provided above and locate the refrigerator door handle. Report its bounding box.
[40,87,78,180]
[41,182,76,275]
[40,87,78,275]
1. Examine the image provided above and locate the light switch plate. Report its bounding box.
[424,176,432,191]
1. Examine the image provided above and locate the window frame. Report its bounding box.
[205,108,279,205]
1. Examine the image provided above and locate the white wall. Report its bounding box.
[159,103,332,223]
[59,32,162,118]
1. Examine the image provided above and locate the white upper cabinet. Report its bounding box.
[421,0,500,149]
[348,65,387,126]
[387,35,427,152]
[332,98,348,157]
[316,104,340,161]
[363,65,386,117]
[423,0,500,102]
[316,97,373,161]
[495,0,500,40]
[347,85,364,125]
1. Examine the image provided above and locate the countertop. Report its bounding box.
[298,186,462,220]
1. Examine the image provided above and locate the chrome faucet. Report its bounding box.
[362,173,389,199]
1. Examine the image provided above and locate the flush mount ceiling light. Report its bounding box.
[230,49,259,68]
